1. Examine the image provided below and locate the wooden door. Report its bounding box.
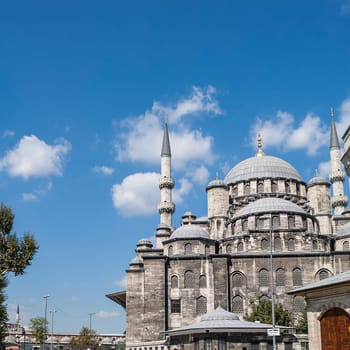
[320,308,350,350]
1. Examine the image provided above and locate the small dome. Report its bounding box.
[137,238,153,248]
[206,178,227,190]
[308,175,330,187]
[201,306,239,321]
[233,198,306,219]
[171,224,209,240]
[225,155,302,184]
[130,256,143,265]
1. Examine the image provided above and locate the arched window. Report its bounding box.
[199,274,207,288]
[260,295,270,303]
[232,272,245,288]
[226,244,232,253]
[237,241,244,251]
[184,243,192,255]
[312,240,318,250]
[232,295,243,314]
[272,216,280,229]
[276,268,285,287]
[196,296,207,314]
[259,269,269,287]
[319,269,330,280]
[274,237,282,251]
[288,238,295,251]
[244,182,250,195]
[271,181,278,193]
[293,268,302,286]
[288,216,295,229]
[343,241,349,250]
[171,275,178,288]
[242,219,248,232]
[261,238,269,250]
[184,270,194,288]
[256,217,265,230]
[205,245,210,255]
[257,181,264,193]
[168,245,173,256]
[293,296,305,313]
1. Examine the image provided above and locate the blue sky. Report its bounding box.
[1,0,350,334]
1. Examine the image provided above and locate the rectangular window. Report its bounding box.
[171,299,181,313]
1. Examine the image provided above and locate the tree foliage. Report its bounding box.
[71,327,98,349]
[0,204,39,348]
[294,307,308,333]
[244,298,293,327]
[29,317,48,344]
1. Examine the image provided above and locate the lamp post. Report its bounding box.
[88,313,95,333]
[22,327,26,350]
[49,310,56,350]
[269,222,277,350]
[43,295,50,350]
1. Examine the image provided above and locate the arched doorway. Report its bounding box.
[320,308,350,349]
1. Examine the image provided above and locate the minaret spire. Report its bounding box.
[329,108,347,216]
[157,121,175,228]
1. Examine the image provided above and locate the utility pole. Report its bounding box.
[88,313,95,333]
[43,295,50,350]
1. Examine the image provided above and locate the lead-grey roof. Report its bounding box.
[225,155,302,184]
[170,224,209,240]
[161,122,171,157]
[308,175,330,187]
[166,306,282,335]
[330,111,340,149]
[233,197,307,219]
[288,270,350,294]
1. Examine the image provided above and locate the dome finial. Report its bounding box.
[256,133,265,157]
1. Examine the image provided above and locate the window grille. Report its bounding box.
[205,245,210,255]
[257,181,264,193]
[259,268,269,287]
[232,295,243,313]
[244,182,250,195]
[293,268,302,286]
[232,272,244,288]
[196,296,207,314]
[242,219,248,232]
[288,238,295,251]
[274,237,282,251]
[319,270,329,280]
[261,239,269,250]
[199,274,207,288]
[256,217,264,230]
[171,275,178,288]
[271,181,278,193]
[272,216,280,229]
[343,241,349,250]
[237,242,244,251]
[226,244,232,253]
[168,245,173,256]
[184,243,192,255]
[170,299,181,313]
[276,268,285,287]
[184,270,194,288]
[293,296,305,313]
[288,216,295,229]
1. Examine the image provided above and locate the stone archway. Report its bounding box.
[320,308,350,350]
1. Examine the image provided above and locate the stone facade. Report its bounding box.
[109,119,350,350]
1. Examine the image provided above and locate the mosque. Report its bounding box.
[108,113,350,350]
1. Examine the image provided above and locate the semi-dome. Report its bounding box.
[130,256,143,265]
[137,238,153,248]
[170,224,209,240]
[201,306,239,321]
[224,155,302,184]
[233,197,307,219]
[308,175,330,187]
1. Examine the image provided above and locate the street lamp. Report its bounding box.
[49,310,56,350]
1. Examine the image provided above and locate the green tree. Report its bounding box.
[29,317,48,344]
[244,298,293,327]
[0,203,38,349]
[294,307,308,333]
[71,327,98,350]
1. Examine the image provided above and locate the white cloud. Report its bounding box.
[22,192,38,201]
[318,161,330,179]
[93,165,114,175]
[95,310,121,319]
[191,165,210,185]
[3,130,15,137]
[173,178,193,204]
[338,97,350,138]
[114,86,219,170]
[0,135,71,179]
[115,277,126,288]
[112,172,159,217]
[251,110,328,155]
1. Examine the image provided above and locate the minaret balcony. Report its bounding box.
[331,194,348,208]
[159,176,175,189]
[157,201,175,213]
[329,169,345,183]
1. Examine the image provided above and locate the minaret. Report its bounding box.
[329,108,348,216]
[15,304,20,325]
[157,122,175,227]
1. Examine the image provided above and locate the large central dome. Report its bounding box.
[224,154,302,184]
